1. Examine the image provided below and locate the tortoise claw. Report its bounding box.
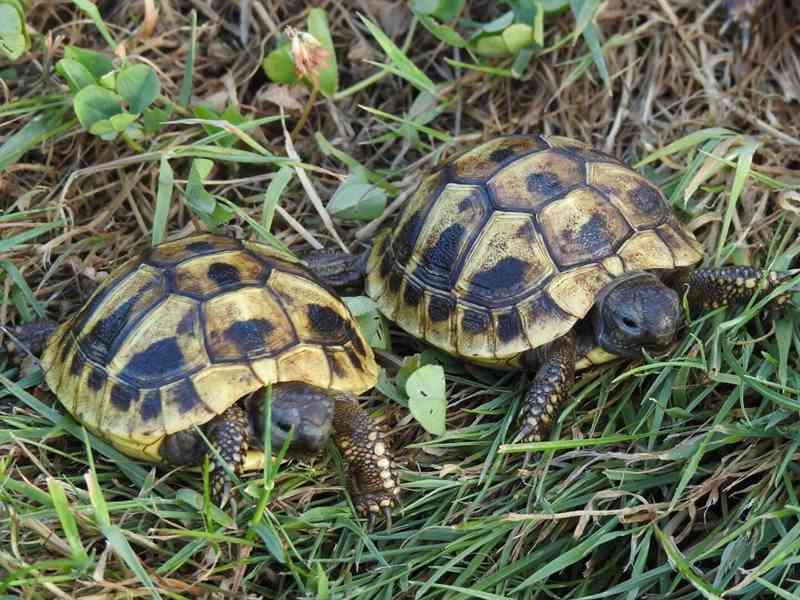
[382,506,393,532]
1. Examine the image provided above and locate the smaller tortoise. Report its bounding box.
[18,233,398,525]
[309,134,795,444]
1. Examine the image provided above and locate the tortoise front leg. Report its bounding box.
[332,394,399,528]
[207,404,249,506]
[519,330,577,443]
[674,267,794,315]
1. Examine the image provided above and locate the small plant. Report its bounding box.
[0,0,30,60]
[56,47,163,143]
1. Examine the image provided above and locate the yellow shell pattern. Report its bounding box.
[366,135,704,368]
[41,234,378,461]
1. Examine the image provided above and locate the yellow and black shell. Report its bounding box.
[365,135,704,367]
[41,234,377,462]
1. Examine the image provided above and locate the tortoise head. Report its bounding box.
[592,272,681,358]
[248,382,335,455]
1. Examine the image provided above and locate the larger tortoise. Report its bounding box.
[310,134,794,443]
[30,233,398,523]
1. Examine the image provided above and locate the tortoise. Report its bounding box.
[308,134,795,444]
[17,233,398,524]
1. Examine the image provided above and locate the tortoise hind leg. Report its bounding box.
[332,394,399,529]
[674,267,794,314]
[518,330,576,443]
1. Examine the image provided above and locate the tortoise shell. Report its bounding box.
[41,234,377,462]
[365,135,704,367]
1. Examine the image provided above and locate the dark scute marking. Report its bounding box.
[308,304,348,339]
[403,280,423,307]
[125,338,185,379]
[172,379,201,414]
[470,257,529,295]
[59,337,73,363]
[350,330,366,355]
[207,262,241,288]
[631,185,664,215]
[417,223,465,285]
[328,353,347,377]
[379,252,393,278]
[388,270,403,293]
[186,241,215,252]
[69,351,85,376]
[489,147,516,163]
[428,295,454,322]
[577,213,613,255]
[516,223,535,241]
[87,366,106,391]
[462,309,489,334]
[496,311,523,343]
[527,172,562,196]
[176,309,195,336]
[224,318,275,355]
[528,293,569,324]
[110,381,137,411]
[82,294,141,362]
[140,389,162,421]
[345,347,363,371]
[393,210,424,264]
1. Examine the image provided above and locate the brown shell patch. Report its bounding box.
[656,224,703,267]
[488,148,585,211]
[547,264,613,318]
[451,135,549,180]
[538,186,632,268]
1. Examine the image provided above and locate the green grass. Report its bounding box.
[2,1,800,598]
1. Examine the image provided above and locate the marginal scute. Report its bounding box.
[455,304,493,357]
[451,135,549,180]
[276,345,332,390]
[538,186,632,268]
[656,224,703,267]
[617,230,675,271]
[422,291,455,351]
[493,308,529,358]
[547,264,613,318]
[395,278,424,337]
[390,171,444,264]
[488,148,585,211]
[516,292,575,351]
[160,378,214,434]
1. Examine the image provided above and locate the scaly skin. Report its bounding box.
[675,267,793,313]
[332,395,399,529]
[519,331,576,444]
[209,404,249,507]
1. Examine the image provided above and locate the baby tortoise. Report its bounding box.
[20,233,398,526]
[308,135,795,445]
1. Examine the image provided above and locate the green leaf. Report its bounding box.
[143,106,168,135]
[359,14,437,95]
[47,478,89,563]
[55,58,96,92]
[411,0,438,14]
[179,10,196,105]
[72,0,116,48]
[73,85,124,129]
[87,117,117,139]
[0,2,30,61]
[185,158,216,214]
[355,309,391,351]
[502,23,534,54]
[433,0,465,21]
[116,64,161,113]
[109,111,137,132]
[0,109,72,171]
[250,523,286,564]
[342,296,378,318]
[327,180,386,221]
[152,157,173,246]
[307,8,338,96]
[64,45,113,79]
[471,34,511,57]
[406,364,447,435]
[418,15,466,48]
[263,44,298,84]
[262,165,292,234]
